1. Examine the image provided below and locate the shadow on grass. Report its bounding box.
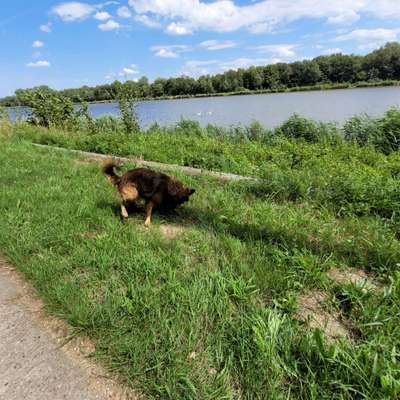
[97,200,396,272]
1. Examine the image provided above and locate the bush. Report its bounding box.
[15,86,76,128]
[343,114,379,146]
[117,84,140,134]
[276,114,339,143]
[375,108,400,154]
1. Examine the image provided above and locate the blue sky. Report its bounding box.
[1,0,399,96]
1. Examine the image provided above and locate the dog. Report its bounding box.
[102,159,195,226]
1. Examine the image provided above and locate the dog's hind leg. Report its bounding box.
[120,185,139,220]
[144,200,155,227]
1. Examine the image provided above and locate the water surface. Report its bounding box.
[8,86,400,128]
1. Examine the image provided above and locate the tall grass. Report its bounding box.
[0,138,399,399]
[9,108,400,225]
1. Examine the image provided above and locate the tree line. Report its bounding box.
[2,42,400,107]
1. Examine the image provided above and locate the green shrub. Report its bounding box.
[15,86,76,128]
[276,114,339,143]
[116,84,140,134]
[375,108,400,154]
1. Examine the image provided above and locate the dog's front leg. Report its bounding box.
[121,202,129,219]
[144,200,155,227]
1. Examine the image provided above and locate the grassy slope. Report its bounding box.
[1,137,399,399]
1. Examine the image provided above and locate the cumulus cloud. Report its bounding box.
[117,64,139,77]
[26,60,51,68]
[32,40,44,48]
[336,28,399,49]
[52,2,95,21]
[98,19,121,31]
[127,0,400,35]
[151,45,191,58]
[166,22,192,35]
[199,40,237,50]
[40,22,52,33]
[253,44,296,59]
[52,1,118,22]
[94,11,111,21]
[336,28,399,42]
[134,14,161,28]
[117,6,132,18]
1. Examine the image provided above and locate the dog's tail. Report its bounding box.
[101,159,121,186]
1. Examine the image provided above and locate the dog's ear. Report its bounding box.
[189,188,196,196]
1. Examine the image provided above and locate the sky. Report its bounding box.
[0,0,399,96]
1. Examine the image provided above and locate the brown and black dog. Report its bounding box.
[102,160,195,226]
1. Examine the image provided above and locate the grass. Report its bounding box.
[12,111,400,224]
[1,133,400,399]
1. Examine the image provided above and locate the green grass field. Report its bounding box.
[1,134,399,399]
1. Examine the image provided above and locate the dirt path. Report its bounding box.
[0,258,137,400]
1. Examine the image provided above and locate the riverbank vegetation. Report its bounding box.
[2,42,400,106]
[1,110,400,398]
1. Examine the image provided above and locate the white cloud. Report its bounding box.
[127,0,400,34]
[32,40,44,48]
[183,56,277,77]
[336,28,399,50]
[52,2,95,22]
[94,11,111,21]
[327,10,360,25]
[166,22,192,35]
[181,60,218,77]
[117,6,132,18]
[151,45,191,58]
[253,44,296,59]
[336,28,399,43]
[219,57,273,71]
[40,23,52,33]
[322,47,343,55]
[134,14,161,28]
[106,64,139,80]
[154,48,179,58]
[119,64,139,77]
[98,19,121,31]
[199,40,237,50]
[26,60,51,68]
[52,1,118,22]
[122,67,137,75]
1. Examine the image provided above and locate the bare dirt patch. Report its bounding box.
[327,267,379,291]
[295,291,350,340]
[80,231,100,239]
[159,224,186,240]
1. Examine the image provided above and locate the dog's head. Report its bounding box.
[167,180,196,206]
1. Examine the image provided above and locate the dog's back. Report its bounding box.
[121,168,171,199]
